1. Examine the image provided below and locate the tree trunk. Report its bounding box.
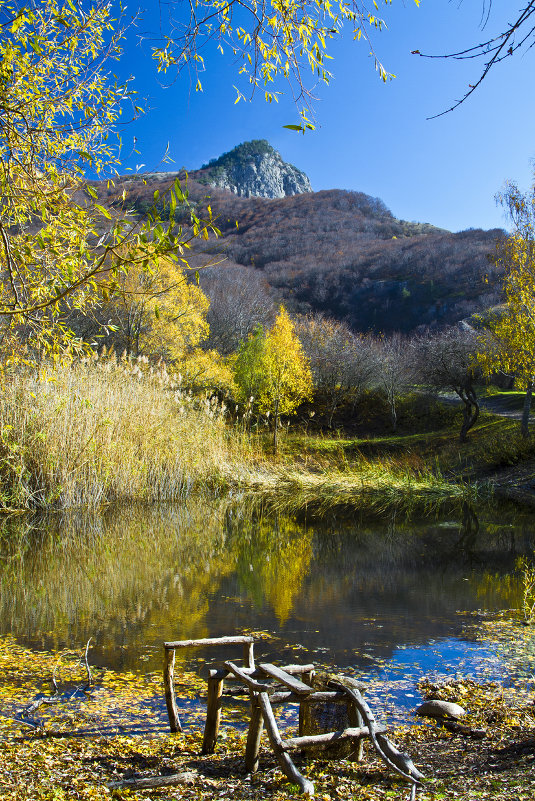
[273,398,279,453]
[458,386,479,443]
[389,392,397,432]
[521,382,533,439]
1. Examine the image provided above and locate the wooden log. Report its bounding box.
[347,699,364,761]
[245,696,264,773]
[224,661,270,692]
[259,663,313,695]
[442,720,487,739]
[376,734,425,780]
[164,636,254,650]
[243,641,255,669]
[298,669,315,737]
[201,677,224,754]
[272,691,347,705]
[163,648,181,733]
[107,771,197,790]
[258,692,315,796]
[328,681,421,785]
[281,725,385,752]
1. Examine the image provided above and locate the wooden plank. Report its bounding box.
[224,661,270,692]
[164,636,254,650]
[281,725,385,751]
[208,663,315,681]
[258,692,314,796]
[279,664,315,675]
[258,663,313,695]
[163,648,181,733]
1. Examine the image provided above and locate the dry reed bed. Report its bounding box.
[0,359,244,509]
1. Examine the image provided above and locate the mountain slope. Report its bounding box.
[99,159,505,335]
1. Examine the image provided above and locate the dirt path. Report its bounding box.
[440,392,530,421]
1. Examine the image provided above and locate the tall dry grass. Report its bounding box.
[0,356,247,509]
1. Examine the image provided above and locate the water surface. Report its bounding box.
[0,498,532,691]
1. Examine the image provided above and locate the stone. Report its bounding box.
[414,699,466,720]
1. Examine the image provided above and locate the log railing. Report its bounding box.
[163,634,424,797]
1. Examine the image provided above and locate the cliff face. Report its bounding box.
[193,139,312,199]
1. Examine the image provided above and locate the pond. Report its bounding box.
[0,497,534,726]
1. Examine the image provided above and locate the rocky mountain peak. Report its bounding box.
[194,139,312,199]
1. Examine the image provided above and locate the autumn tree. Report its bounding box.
[99,257,209,360]
[0,0,216,369]
[234,308,312,450]
[477,179,535,437]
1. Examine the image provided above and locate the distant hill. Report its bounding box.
[98,146,505,335]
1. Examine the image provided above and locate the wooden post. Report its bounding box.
[299,669,315,737]
[243,641,255,670]
[202,676,224,754]
[163,648,181,733]
[347,701,364,761]
[245,696,264,773]
[258,692,314,796]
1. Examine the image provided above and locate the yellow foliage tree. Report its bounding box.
[113,257,209,361]
[258,307,313,451]
[0,1,216,370]
[478,179,535,437]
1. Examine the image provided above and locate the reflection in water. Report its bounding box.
[0,499,534,676]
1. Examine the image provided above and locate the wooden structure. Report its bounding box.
[163,635,423,797]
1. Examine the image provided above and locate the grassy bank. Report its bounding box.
[1,361,533,512]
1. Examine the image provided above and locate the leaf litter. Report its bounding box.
[1,614,535,801]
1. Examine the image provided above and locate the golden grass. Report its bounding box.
[0,357,248,509]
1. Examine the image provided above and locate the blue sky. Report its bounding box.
[115,1,535,233]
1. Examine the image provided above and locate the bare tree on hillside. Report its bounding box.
[374,334,414,431]
[201,265,277,354]
[296,315,376,426]
[414,326,481,442]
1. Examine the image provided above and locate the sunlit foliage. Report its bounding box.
[0,1,216,369]
[234,307,313,449]
[153,1,420,129]
[478,178,535,436]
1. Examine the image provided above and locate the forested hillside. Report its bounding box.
[101,172,505,334]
